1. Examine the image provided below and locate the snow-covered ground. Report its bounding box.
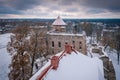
[0,33,11,80]
[1,33,120,80]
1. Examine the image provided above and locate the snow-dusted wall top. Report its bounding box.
[47,31,86,36]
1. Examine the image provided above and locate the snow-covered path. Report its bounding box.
[0,33,11,80]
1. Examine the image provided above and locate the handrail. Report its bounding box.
[37,50,66,80]
[37,44,76,80]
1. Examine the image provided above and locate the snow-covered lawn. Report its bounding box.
[0,33,11,80]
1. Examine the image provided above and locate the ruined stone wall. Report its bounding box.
[47,34,86,55]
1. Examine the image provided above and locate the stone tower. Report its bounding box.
[47,16,87,55]
[52,16,67,32]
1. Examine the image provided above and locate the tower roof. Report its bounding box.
[52,16,67,26]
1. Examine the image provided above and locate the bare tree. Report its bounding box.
[115,34,120,64]
[7,26,31,80]
[29,28,47,76]
[7,26,48,79]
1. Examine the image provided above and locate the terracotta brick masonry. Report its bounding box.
[37,44,77,80]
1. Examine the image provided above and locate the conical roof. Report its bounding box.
[52,16,67,26]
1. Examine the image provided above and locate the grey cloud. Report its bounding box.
[0,0,120,15]
[0,6,22,14]
[0,0,42,14]
[64,8,80,12]
[82,0,120,12]
[86,9,106,14]
[49,5,61,10]
[0,0,42,10]
[59,0,120,12]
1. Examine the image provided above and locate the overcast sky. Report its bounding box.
[0,0,120,18]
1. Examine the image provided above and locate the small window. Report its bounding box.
[65,42,68,44]
[73,46,75,48]
[58,42,61,47]
[52,50,54,54]
[79,46,82,49]
[72,41,75,48]
[79,42,82,44]
[52,41,54,47]
[73,41,75,43]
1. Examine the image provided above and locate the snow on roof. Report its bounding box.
[30,51,104,80]
[29,51,63,80]
[30,60,51,80]
[30,26,47,28]
[44,52,104,80]
[103,29,115,32]
[52,16,67,26]
[47,31,85,36]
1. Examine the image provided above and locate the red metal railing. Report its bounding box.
[37,44,77,80]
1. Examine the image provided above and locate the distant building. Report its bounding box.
[47,16,87,55]
[101,26,120,48]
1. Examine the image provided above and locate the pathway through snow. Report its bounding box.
[0,33,11,80]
